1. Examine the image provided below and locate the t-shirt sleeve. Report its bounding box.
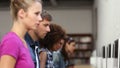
[0,38,20,60]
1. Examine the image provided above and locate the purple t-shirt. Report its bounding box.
[0,32,35,68]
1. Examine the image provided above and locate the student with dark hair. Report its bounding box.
[39,23,66,68]
[53,36,76,68]
[25,11,52,68]
[0,0,42,68]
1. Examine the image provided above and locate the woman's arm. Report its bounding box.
[39,51,47,68]
[0,55,16,68]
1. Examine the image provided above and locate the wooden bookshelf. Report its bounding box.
[67,34,94,65]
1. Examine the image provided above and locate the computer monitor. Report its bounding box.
[114,39,119,68]
[102,46,105,58]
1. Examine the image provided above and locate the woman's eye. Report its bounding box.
[35,12,39,15]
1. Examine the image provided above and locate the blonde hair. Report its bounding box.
[10,0,41,20]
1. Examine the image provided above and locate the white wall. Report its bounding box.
[95,0,120,56]
[0,8,92,39]
[48,9,92,34]
[0,10,12,39]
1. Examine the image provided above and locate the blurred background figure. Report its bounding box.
[53,36,76,68]
[39,23,66,68]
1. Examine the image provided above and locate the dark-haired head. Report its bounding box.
[41,10,52,22]
[64,37,75,44]
[61,36,76,61]
[40,23,66,51]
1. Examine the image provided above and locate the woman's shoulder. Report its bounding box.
[0,32,22,47]
[1,32,20,43]
[0,32,22,60]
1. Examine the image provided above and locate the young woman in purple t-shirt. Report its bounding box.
[0,0,42,68]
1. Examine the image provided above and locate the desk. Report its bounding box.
[74,65,92,68]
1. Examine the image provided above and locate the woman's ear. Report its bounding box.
[17,9,26,19]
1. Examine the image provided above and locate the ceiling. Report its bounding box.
[0,0,94,9]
